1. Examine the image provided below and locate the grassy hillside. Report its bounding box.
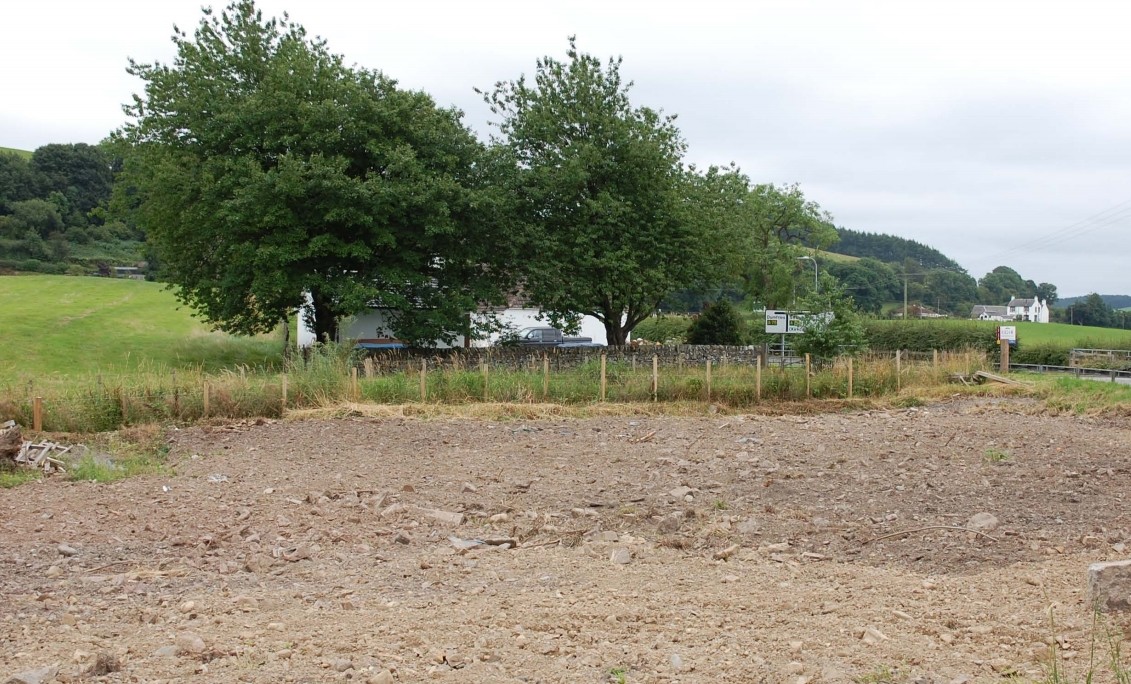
[0,145,32,159]
[0,275,282,382]
[815,249,858,264]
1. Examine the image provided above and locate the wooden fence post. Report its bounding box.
[600,353,607,402]
[203,383,210,418]
[706,359,712,402]
[848,357,854,399]
[281,374,288,412]
[482,360,490,402]
[33,397,43,432]
[652,355,659,402]
[805,354,811,398]
[895,350,902,391]
[420,359,427,402]
[756,355,762,401]
[363,357,374,378]
[1000,339,1010,373]
[933,349,939,371]
[350,367,359,401]
[542,354,550,401]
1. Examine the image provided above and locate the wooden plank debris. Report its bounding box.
[973,370,1031,387]
[2,419,75,474]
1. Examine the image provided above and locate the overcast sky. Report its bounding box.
[3,0,1129,297]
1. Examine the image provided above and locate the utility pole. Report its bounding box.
[897,272,927,320]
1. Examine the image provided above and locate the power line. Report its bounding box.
[982,197,1131,263]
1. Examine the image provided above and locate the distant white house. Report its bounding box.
[969,297,1050,323]
[1006,296,1050,323]
[297,292,610,348]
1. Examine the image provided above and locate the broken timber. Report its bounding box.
[973,370,1030,387]
[1,419,73,474]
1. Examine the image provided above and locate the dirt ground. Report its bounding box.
[3,398,1131,684]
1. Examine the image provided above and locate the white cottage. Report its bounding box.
[1006,296,1050,323]
[297,292,609,348]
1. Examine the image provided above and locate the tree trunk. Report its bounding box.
[281,313,291,359]
[309,289,340,344]
[605,320,629,346]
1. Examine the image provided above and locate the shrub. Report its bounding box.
[1011,344,1069,366]
[686,299,745,345]
[633,315,691,344]
[864,321,997,352]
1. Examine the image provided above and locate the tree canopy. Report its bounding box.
[113,0,515,344]
[481,38,733,345]
[733,183,838,309]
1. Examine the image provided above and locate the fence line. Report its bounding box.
[1,350,991,433]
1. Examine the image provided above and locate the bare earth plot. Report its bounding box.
[3,398,1131,683]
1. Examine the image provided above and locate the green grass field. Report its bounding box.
[0,146,32,159]
[868,319,1131,348]
[0,274,282,382]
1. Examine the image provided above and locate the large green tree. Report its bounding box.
[977,266,1035,304]
[734,183,838,309]
[825,257,900,314]
[113,1,514,344]
[922,268,978,314]
[481,39,734,345]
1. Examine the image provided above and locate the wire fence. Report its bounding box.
[2,349,991,433]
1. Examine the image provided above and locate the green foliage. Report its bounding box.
[686,299,745,345]
[0,151,39,211]
[0,468,41,488]
[632,315,691,344]
[1,198,64,239]
[983,447,1010,463]
[481,37,734,345]
[825,257,901,314]
[30,143,113,218]
[1058,294,1131,310]
[114,0,514,344]
[734,185,838,308]
[1010,344,1069,366]
[1061,293,1116,328]
[922,268,979,314]
[978,265,1036,303]
[864,321,998,352]
[791,286,868,360]
[834,227,961,270]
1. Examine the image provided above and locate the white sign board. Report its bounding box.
[764,310,789,334]
[765,310,833,334]
[998,325,1017,342]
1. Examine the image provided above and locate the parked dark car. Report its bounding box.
[505,326,603,348]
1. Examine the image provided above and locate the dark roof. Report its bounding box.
[971,305,1008,316]
[1008,298,1038,307]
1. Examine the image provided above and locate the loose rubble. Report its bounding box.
[2,398,1131,683]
